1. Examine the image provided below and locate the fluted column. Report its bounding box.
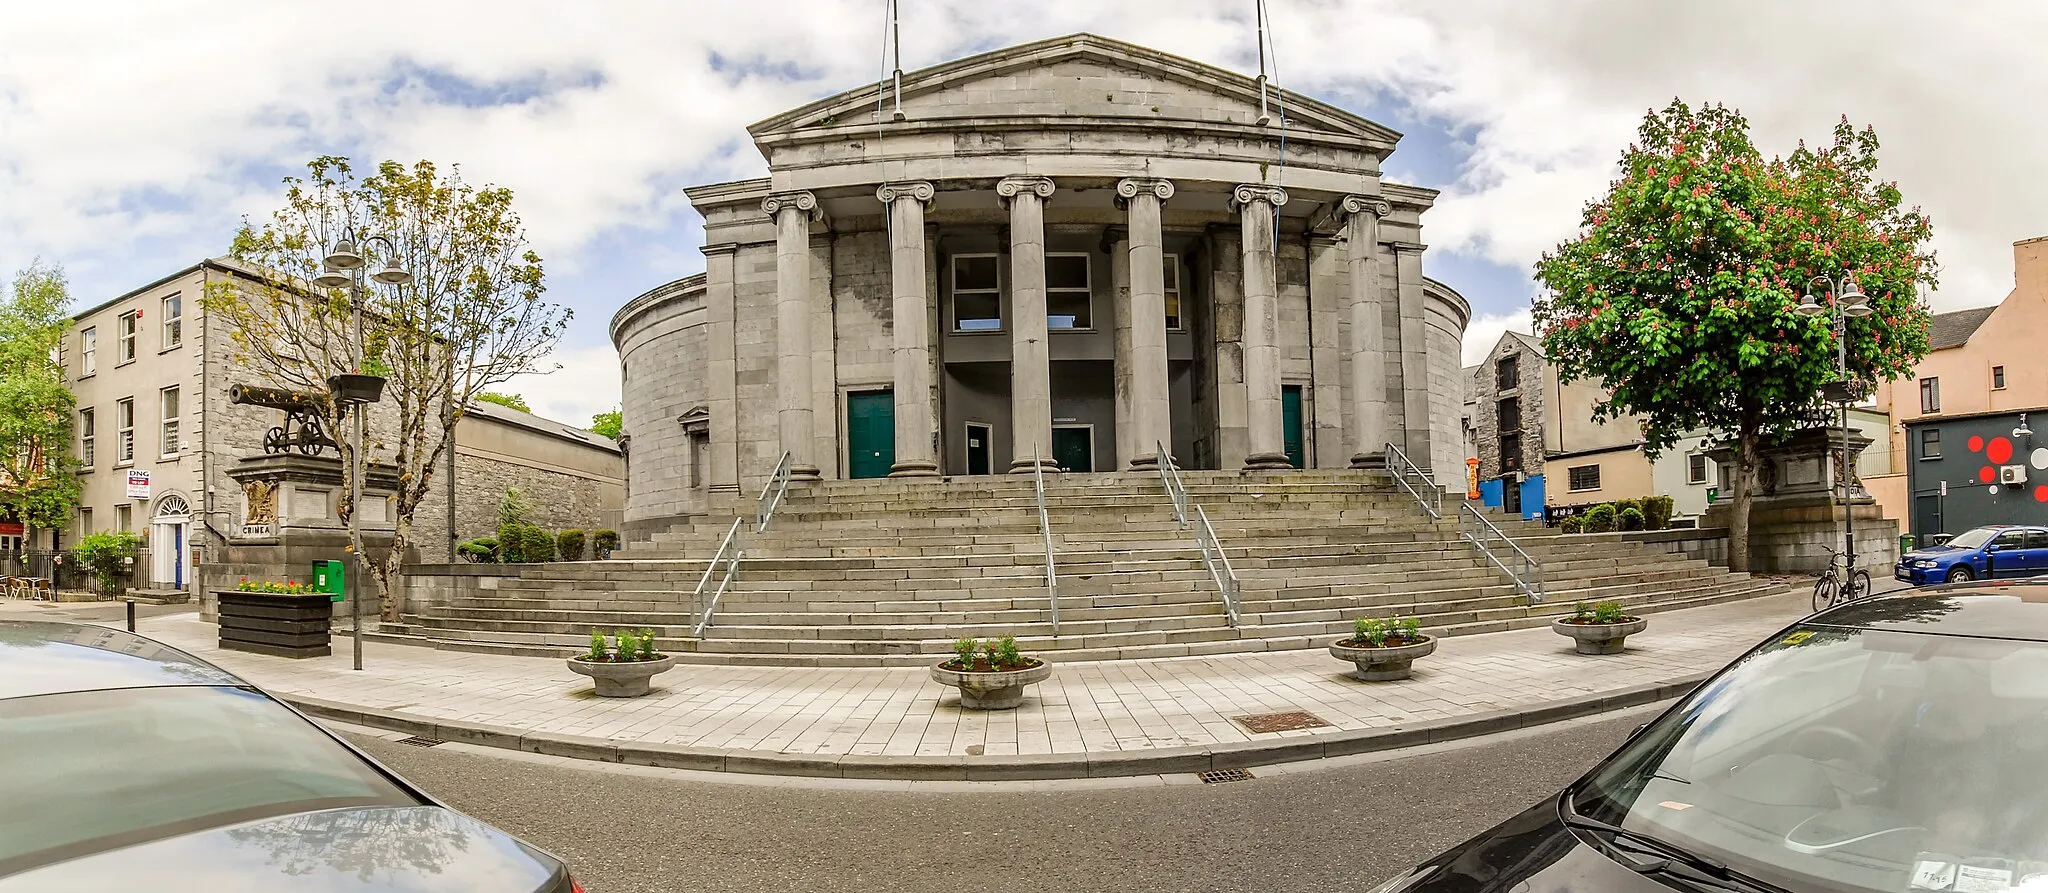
[1234,183,1292,470]
[1342,195,1392,468]
[762,190,822,481]
[998,176,1059,474]
[877,181,940,478]
[1117,177,1174,469]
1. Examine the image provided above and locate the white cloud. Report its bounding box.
[1461,308,1535,367]
[497,343,621,430]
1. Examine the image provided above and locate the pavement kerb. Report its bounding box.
[285,671,1708,781]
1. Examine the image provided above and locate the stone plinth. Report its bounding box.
[203,453,410,622]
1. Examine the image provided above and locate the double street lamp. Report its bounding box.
[314,232,413,671]
[1796,274,1873,592]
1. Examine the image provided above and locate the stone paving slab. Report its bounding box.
[2,592,1812,777]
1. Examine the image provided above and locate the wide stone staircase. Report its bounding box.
[376,470,1791,666]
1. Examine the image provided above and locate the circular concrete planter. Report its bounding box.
[1328,636,1437,681]
[567,655,676,697]
[1552,617,1648,655]
[930,660,1052,709]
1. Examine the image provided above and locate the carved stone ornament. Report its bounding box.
[1339,195,1393,218]
[1113,177,1176,207]
[760,190,819,217]
[1231,183,1290,210]
[874,181,936,206]
[995,176,1056,204]
[243,480,278,527]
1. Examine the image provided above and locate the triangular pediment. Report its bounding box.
[749,33,1401,149]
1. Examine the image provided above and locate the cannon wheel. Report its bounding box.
[264,427,287,455]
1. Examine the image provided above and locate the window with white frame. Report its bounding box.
[117,311,138,363]
[116,398,135,463]
[78,507,92,537]
[1993,365,2007,390]
[1164,254,1183,330]
[160,387,180,456]
[1045,254,1091,329]
[80,328,97,376]
[1688,453,1711,484]
[951,255,1001,331]
[79,408,95,468]
[162,293,183,348]
[117,504,131,532]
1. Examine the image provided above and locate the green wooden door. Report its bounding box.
[847,391,894,479]
[1282,386,1305,469]
[1052,427,1093,473]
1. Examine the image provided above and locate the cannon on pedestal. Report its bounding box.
[229,384,337,457]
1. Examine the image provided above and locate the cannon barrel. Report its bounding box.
[228,384,328,411]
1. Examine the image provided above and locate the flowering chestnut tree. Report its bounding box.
[1534,101,1935,571]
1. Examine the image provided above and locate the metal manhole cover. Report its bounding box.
[1230,710,1331,734]
[395,735,445,748]
[1201,768,1256,784]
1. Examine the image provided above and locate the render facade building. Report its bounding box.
[1465,329,1650,519]
[612,34,1472,537]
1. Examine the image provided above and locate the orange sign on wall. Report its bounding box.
[1466,458,1482,499]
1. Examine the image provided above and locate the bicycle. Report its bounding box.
[1812,549,1874,613]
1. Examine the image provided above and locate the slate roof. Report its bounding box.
[1928,306,1998,350]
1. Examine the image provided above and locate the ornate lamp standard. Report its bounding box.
[313,232,412,670]
[1795,273,1873,593]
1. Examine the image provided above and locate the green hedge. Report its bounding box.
[1582,504,1618,534]
[1617,506,1646,531]
[556,529,586,561]
[593,529,620,559]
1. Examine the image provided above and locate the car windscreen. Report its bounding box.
[1570,620,2048,893]
[1945,528,1998,550]
[0,685,417,877]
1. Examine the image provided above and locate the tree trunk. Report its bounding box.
[1728,426,1759,574]
[376,516,408,623]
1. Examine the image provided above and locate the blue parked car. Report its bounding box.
[1895,524,2048,585]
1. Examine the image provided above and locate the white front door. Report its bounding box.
[152,495,191,590]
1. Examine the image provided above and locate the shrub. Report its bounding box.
[1570,601,1633,624]
[592,529,620,559]
[73,531,142,596]
[1582,504,1617,534]
[1560,517,1585,534]
[496,522,526,563]
[952,636,977,666]
[1643,496,1675,531]
[1347,615,1425,647]
[556,529,586,562]
[947,635,1033,670]
[522,525,556,563]
[587,630,607,661]
[457,540,497,563]
[497,487,531,527]
[1617,506,1646,531]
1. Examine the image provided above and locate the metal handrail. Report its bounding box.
[1030,446,1060,635]
[756,451,794,533]
[694,451,797,636]
[1155,441,1242,627]
[1384,441,1441,520]
[1458,501,1545,604]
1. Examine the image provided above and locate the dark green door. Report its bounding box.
[1282,385,1305,469]
[847,391,894,479]
[965,423,992,476]
[1052,426,1093,473]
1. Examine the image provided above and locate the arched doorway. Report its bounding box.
[152,494,191,590]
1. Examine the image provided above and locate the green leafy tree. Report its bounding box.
[1534,101,1934,571]
[588,408,621,440]
[204,156,572,619]
[0,261,82,536]
[473,391,531,413]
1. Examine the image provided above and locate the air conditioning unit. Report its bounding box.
[2001,465,2029,485]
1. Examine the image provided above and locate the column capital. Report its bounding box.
[761,190,819,218]
[875,180,936,206]
[1114,177,1175,207]
[1339,194,1393,218]
[1231,183,1289,210]
[995,176,1056,205]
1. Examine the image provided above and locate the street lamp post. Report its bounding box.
[1796,274,1873,592]
[314,231,413,671]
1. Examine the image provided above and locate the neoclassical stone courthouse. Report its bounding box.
[612,34,1470,535]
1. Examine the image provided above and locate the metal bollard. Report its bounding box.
[126,599,136,632]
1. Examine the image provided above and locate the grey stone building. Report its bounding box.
[612,34,1471,537]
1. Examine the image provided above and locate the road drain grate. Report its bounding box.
[1200,769,1256,784]
[1230,710,1332,734]
[395,736,445,748]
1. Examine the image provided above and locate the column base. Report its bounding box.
[1008,458,1061,474]
[787,465,822,482]
[1349,453,1389,470]
[1127,455,1170,471]
[1242,452,1295,471]
[888,460,941,478]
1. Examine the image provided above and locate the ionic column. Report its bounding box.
[998,176,1059,474]
[1116,177,1174,469]
[876,181,940,477]
[1342,195,1392,468]
[762,191,822,481]
[1234,183,1293,470]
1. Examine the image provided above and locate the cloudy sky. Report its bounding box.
[5,1,2041,426]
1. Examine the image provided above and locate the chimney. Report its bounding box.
[2015,236,2048,301]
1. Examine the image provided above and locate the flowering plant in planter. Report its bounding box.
[1329,615,1435,681]
[1552,600,1649,655]
[567,628,674,697]
[582,628,662,662]
[235,578,313,594]
[930,635,1051,710]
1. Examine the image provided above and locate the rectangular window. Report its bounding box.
[951,254,1001,332]
[78,508,91,537]
[1920,377,1940,414]
[162,294,183,348]
[116,398,134,463]
[1500,434,1522,472]
[160,387,180,456]
[1688,453,1710,484]
[1045,253,1091,329]
[117,311,138,363]
[1568,464,1601,492]
[1993,365,2006,390]
[79,409,95,469]
[1163,254,1183,331]
[1496,356,1519,391]
[1920,428,1941,459]
[116,504,131,532]
[1497,396,1521,432]
[80,328,96,376]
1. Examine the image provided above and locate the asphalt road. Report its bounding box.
[342,711,1648,893]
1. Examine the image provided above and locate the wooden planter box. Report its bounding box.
[218,591,333,658]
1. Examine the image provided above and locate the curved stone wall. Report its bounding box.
[1424,278,1472,479]
[610,274,709,535]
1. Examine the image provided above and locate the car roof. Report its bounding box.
[1812,583,2048,641]
[0,621,244,700]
